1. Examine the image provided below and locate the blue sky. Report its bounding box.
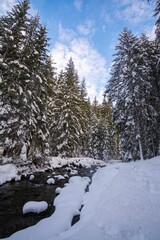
[0,0,156,101]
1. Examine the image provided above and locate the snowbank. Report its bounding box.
[0,164,20,185]
[23,201,48,214]
[48,157,105,169]
[57,157,160,240]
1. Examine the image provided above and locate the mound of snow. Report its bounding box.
[23,201,48,214]
[29,174,34,181]
[0,164,20,185]
[55,187,62,194]
[47,178,55,185]
[54,175,65,180]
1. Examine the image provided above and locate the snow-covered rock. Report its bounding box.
[29,174,34,181]
[54,175,65,180]
[23,201,48,214]
[47,178,55,185]
[55,187,62,194]
[0,164,20,185]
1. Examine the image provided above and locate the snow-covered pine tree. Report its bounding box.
[0,0,31,160]
[106,28,158,161]
[0,0,54,161]
[87,112,99,159]
[137,34,160,158]
[79,78,90,156]
[154,0,160,45]
[154,0,160,154]
[106,29,139,161]
[86,97,116,161]
[100,96,118,160]
[51,58,87,158]
[49,70,64,155]
[44,56,57,155]
[26,23,51,158]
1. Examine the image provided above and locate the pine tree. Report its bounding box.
[0,0,31,159]
[27,24,51,158]
[100,97,118,160]
[51,58,87,158]
[79,78,90,155]
[138,34,160,158]
[0,0,53,161]
[86,97,116,161]
[154,0,160,45]
[106,28,158,161]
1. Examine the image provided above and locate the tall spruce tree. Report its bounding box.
[0,0,54,161]
[0,0,31,159]
[51,58,87,157]
[154,0,160,45]
[86,98,116,161]
[106,28,159,161]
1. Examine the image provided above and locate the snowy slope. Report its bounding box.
[1,157,160,240]
[57,157,160,240]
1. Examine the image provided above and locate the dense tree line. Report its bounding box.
[0,0,116,163]
[1,0,159,163]
[106,0,160,161]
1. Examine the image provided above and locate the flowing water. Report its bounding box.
[0,165,98,238]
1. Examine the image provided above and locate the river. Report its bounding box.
[0,165,98,238]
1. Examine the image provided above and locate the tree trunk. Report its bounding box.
[138,138,144,160]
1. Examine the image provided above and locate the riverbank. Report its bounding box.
[0,157,107,238]
[0,157,106,186]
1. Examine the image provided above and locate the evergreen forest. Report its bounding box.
[0,0,160,163]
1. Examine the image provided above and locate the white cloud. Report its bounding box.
[0,0,16,16]
[101,9,113,24]
[115,0,154,24]
[51,37,108,102]
[74,0,83,11]
[77,20,96,36]
[59,23,76,42]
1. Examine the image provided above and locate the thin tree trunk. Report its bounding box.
[138,138,144,160]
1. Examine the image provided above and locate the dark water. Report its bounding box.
[0,166,98,238]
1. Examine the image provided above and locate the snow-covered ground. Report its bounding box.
[1,157,160,240]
